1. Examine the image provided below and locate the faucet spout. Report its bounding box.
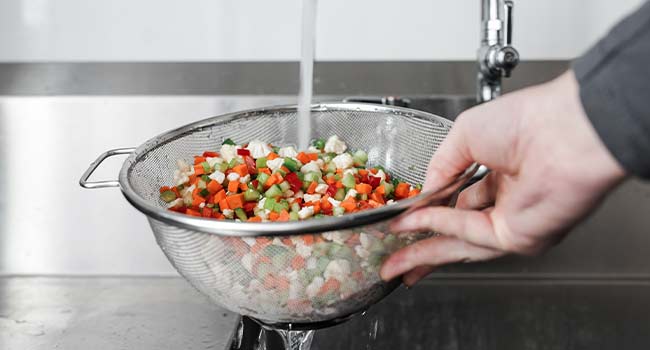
[477,0,519,103]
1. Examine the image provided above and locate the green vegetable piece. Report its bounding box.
[289,211,299,221]
[272,146,280,154]
[415,184,423,190]
[274,199,290,213]
[332,207,345,216]
[222,138,235,146]
[216,162,229,173]
[176,184,185,191]
[312,138,326,150]
[360,193,368,201]
[278,181,291,193]
[342,173,356,189]
[199,189,210,198]
[244,189,260,202]
[228,157,241,169]
[352,150,368,166]
[317,256,330,272]
[201,174,210,183]
[197,179,207,189]
[265,184,282,198]
[334,188,345,201]
[381,181,394,196]
[296,172,305,181]
[201,161,211,173]
[374,165,386,172]
[264,197,278,211]
[304,171,321,183]
[206,203,214,208]
[257,173,270,186]
[256,157,267,168]
[159,190,177,203]
[283,158,299,172]
[326,162,337,173]
[291,202,301,213]
[234,208,248,221]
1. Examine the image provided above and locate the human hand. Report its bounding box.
[380,70,626,286]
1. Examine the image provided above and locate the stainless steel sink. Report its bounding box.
[342,95,477,120]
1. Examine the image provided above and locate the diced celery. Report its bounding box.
[283,158,299,172]
[159,190,177,203]
[222,138,235,145]
[274,200,290,213]
[201,174,210,183]
[264,197,277,211]
[416,184,423,190]
[216,162,229,173]
[342,174,356,189]
[244,189,260,202]
[334,188,345,201]
[197,179,207,189]
[256,157,267,168]
[265,184,282,198]
[278,181,291,193]
[360,193,368,201]
[234,208,248,221]
[321,154,333,163]
[201,161,211,173]
[312,138,326,150]
[304,171,321,183]
[257,173,270,186]
[326,162,337,173]
[228,157,241,168]
[177,184,185,191]
[276,169,287,177]
[296,172,305,181]
[333,207,345,216]
[289,211,299,221]
[291,203,301,213]
[272,146,280,153]
[206,203,214,208]
[352,150,368,166]
[334,174,341,181]
[381,181,394,196]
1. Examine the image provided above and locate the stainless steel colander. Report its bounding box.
[79,102,470,328]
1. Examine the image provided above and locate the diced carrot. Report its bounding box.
[291,255,306,269]
[408,188,421,198]
[394,183,410,199]
[302,235,314,245]
[191,196,204,207]
[277,209,290,222]
[280,166,290,173]
[320,278,341,294]
[218,198,230,211]
[171,186,181,198]
[239,182,249,191]
[186,208,202,217]
[355,183,372,194]
[281,238,294,246]
[325,176,336,185]
[276,276,290,290]
[312,202,321,214]
[346,234,361,245]
[212,212,225,219]
[341,199,357,212]
[228,237,249,256]
[202,151,219,158]
[258,255,272,264]
[256,237,271,244]
[263,275,276,289]
[258,167,272,175]
[188,174,198,185]
[201,207,213,217]
[368,200,382,208]
[267,152,279,160]
[268,211,280,221]
[293,198,303,205]
[194,164,205,176]
[227,180,240,193]
[232,164,249,177]
[194,156,206,165]
[251,242,270,254]
[352,270,364,281]
[307,153,319,161]
[296,152,311,164]
[226,193,245,209]
[306,181,318,194]
[264,173,278,188]
[320,196,333,210]
[370,168,378,174]
[213,189,227,203]
[159,186,171,193]
[247,216,262,222]
[375,185,386,196]
[358,169,369,176]
[369,192,385,204]
[207,180,223,194]
[335,180,344,189]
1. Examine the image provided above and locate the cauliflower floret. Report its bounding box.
[245,140,272,159]
[220,144,239,162]
[296,242,313,258]
[278,146,298,158]
[343,168,358,176]
[324,259,351,280]
[306,146,320,154]
[176,159,191,172]
[306,277,325,298]
[206,157,224,167]
[314,183,329,194]
[266,157,285,172]
[355,245,370,259]
[328,197,341,208]
[222,209,234,219]
[257,197,267,209]
[386,199,396,205]
[242,237,256,246]
[324,135,348,154]
[227,172,240,182]
[300,160,321,174]
[332,153,354,170]
[208,170,226,184]
[298,206,314,220]
[239,174,251,183]
[372,169,386,182]
[173,170,190,186]
[166,198,184,209]
[303,193,321,203]
[345,189,358,200]
[306,257,318,269]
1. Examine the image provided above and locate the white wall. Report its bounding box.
[0,0,645,62]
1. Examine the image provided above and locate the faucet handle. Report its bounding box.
[504,0,513,45]
[496,46,519,77]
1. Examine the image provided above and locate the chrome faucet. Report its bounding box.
[477,0,519,102]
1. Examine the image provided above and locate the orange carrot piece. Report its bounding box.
[226,193,245,209]
[232,164,249,177]
[302,235,314,245]
[306,181,318,194]
[296,152,311,164]
[207,180,223,194]
[227,180,240,193]
[369,192,385,204]
[277,209,290,222]
[186,208,202,217]
[193,164,205,176]
[239,182,249,191]
[375,185,386,196]
[267,152,279,160]
[213,189,227,203]
[408,188,421,198]
[341,199,357,212]
[394,183,410,198]
[358,169,369,177]
[291,255,306,269]
[218,198,230,211]
[355,183,372,195]
[159,186,171,193]
[320,278,341,294]
[247,216,262,222]
[268,211,280,221]
[307,153,319,161]
[194,156,206,165]
[258,167,272,175]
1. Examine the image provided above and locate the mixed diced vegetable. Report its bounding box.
[158,135,421,222]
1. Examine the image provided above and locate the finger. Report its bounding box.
[380,235,504,281]
[391,206,505,250]
[402,265,435,286]
[456,172,498,210]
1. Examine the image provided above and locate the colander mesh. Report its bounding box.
[125,105,452,324]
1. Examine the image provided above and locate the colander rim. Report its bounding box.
[117,102,454,237]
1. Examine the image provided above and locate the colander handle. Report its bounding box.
[79,148,135,189]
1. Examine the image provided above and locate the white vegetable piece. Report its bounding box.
[372,169,386,182]
[241,254,253,273]
[298,206,315,219]
[176,159,191,172]
[257,197,267,209]
[306,146,320,154]
[166,198,184,209]
[303,193,322,203]
[324,259,351,280]
[266,157,285,172]
[306,277,325,298]
[355,245,370,259]
[324,135,348,154]
[278,146,298,158]
[345,189,358,200]
[343,168,358,176]
[314,183,329,194]
[327,197,341,208]
[332,153,354,170]
[227,172,240,182]
[239,174,251,183]
[220,144,239,162]
[209,170,226,184]
[206,157,224,167]
[242,237,256,246]
[300,160,321,174]
[222,209,234,219]
[245,140,272,159]
[296,242,313,258]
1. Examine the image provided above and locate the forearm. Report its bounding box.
[573,1,650,179]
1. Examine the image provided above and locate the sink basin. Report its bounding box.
[342,95,477,120]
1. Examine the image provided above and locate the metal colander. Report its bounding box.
[80,102,460,327]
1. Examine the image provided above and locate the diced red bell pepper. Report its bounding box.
[284,172,303,193]
[201,207,213,218]
[368,175,381,188]
[202,151,219,158]
[244,155,258,175]
[252,179,259,189]
[359,173,370,184]
[326,183,338,197]
[243,202,257,214]
[237,148,251,156]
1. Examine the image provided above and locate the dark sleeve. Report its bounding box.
[572,1,650,179]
